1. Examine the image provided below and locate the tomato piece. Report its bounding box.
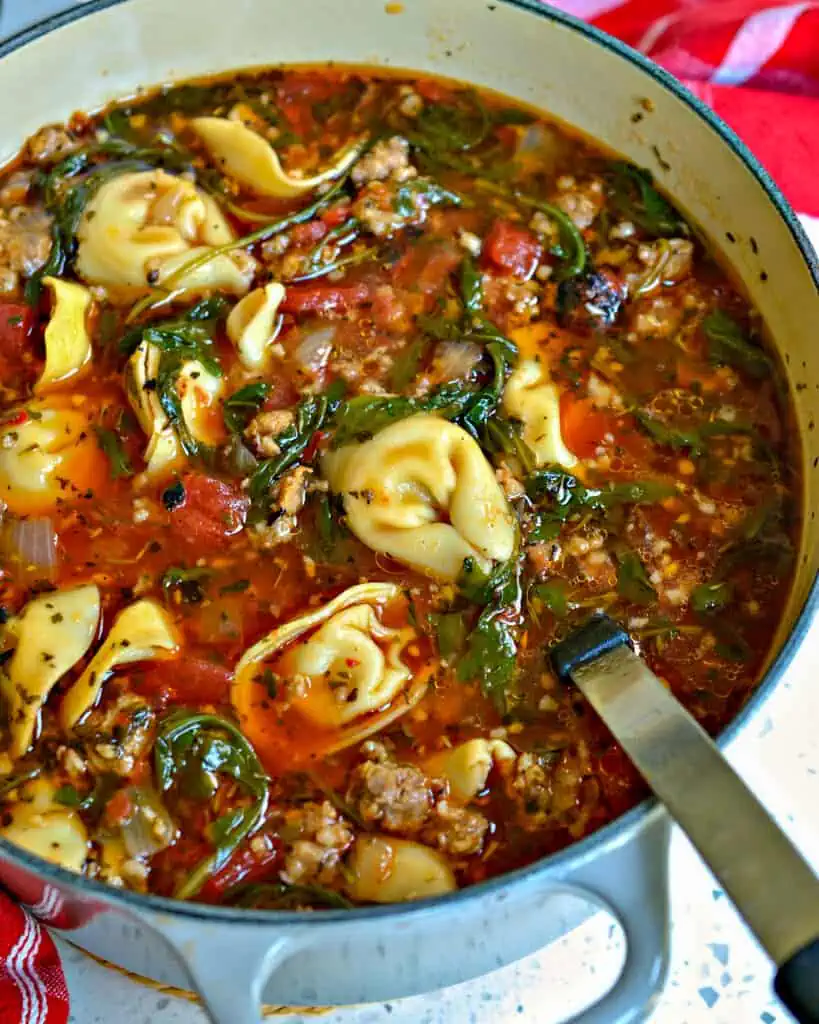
[198,835,283,902]
[134,655,234,704]
[0,302,36,367]
[261,375,300,411]
[320,201,352,228]
[483,219,543,279]
[104,788,134,827]
[281,282,371,315]
[290,219,328,247]
[559,393,615,458]
[166,473,249,550]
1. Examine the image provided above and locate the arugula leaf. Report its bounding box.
[121,297,228,373]
[615,550,656,606]
[223,382,271,435]
[160,566,213,604]
[389,338,428,391]
[456,555,522,713]
[605,162,683,237]
[249,387,343,519]
[26,155,152,305]
[531,579,568,617]
[154,710,269,900]
[690,581,733,614]
[702,310,772,379]
[527,466,675,518]
[429,611,469,660]
[393,178,464,216]
[53,783,83,808]
[93,426,134,480]
[414,91,493,153]
[633,408,757,457]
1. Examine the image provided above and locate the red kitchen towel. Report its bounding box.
[549,0,819,217]
[0,893,68,1024]
[0,3,816,1022]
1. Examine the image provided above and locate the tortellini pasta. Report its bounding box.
[0,397,107,514]
[61,599,179,729]
[75,170,256,297]
[345,835,457,903]
[502,359,577,469]
[2,585,101,758]
[323,415,516,582]
[125,342,224,477]
[36,277,93,391]
[233,583,428,760]
[0,778,89,872]
[423,738,516,803]
[226,282,285,369]
[191,117,361,199]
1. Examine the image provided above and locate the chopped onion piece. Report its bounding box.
[2,518,57,581]
[116,785,177,859]
[293,325,336,377]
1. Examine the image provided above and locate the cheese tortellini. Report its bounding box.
[61,599,179,730]
[0,397,107,514]
[233,583,427,756]
[423,738,516,803]
[502,359,577,469]
[226,282,285,369]
[323,415,516,582]
[75,170,256,297]
[2,585,101,758]
[0,778,88,873]
[191,117,361,199]
[36,277,93,391]
[345,835,457,903]
[125,341,224,477]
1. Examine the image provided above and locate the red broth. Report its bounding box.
[0,68,798,908]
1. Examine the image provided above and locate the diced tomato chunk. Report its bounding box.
[262,376,300,411]
[483,219,543,279]
[166,473,249,550]
[559,393,617,459]
[320,201,352,228]
[0,302,35,354]
[290,219,328,247]
[281,282,371,315]
[198,835,283,902]
[134,656,234,704]
[104,788,134,827]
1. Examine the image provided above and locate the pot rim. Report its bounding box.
[0,0,816,928]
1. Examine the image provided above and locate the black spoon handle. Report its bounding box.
[552,614,819,1024]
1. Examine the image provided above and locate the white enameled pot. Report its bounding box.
[0,2,816,1022]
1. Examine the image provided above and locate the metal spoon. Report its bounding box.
[550,614,819,1024]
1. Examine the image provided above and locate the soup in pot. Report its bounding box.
[0,68,798,908]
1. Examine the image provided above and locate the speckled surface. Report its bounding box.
[1,4,816,1021]
[54,602,819,1024]
[55,218,819,1024]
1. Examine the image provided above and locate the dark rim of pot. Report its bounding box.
[0,0,816,928]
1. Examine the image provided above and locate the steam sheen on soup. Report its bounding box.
[0,68,798,908]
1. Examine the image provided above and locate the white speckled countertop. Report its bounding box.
[2,5,817,1022]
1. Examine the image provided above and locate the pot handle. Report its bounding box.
[562,811,672,1024]
[145,916,305,1024]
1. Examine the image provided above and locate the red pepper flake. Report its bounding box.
[1,410,28,428]
[345,658,360,668]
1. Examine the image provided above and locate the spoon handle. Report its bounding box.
[551,614,819,1023]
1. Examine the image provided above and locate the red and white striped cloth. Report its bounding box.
[0,2,817,1021]
[550,0,819,221]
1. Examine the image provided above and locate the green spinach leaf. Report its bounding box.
[154,710,269,899]
[615,549,656,606]
[702,310,772,380]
